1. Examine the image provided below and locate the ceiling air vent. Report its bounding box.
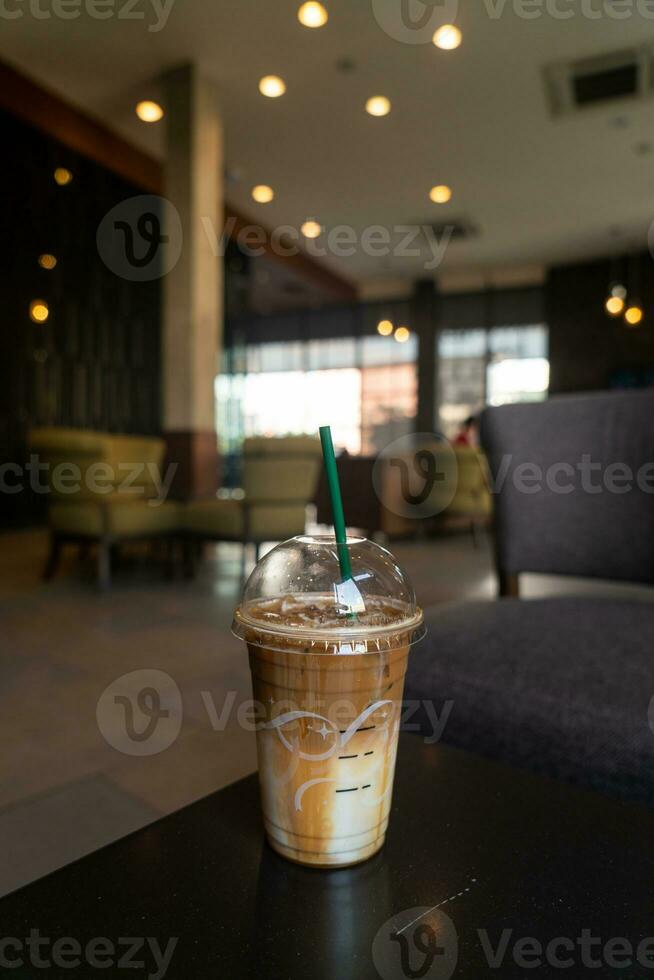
[544,44,654,117]
[425,219,478,243]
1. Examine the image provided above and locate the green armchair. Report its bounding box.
[28,427,180,589]
[185,435,322,575]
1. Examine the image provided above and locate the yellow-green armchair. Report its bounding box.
[28,427,180,589]
[185,435,322,576]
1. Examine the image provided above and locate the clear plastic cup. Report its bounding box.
[232,534,425,868]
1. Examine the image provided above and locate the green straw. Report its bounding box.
[319,426,353,581]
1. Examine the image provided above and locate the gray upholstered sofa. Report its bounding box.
[405,390,654,805]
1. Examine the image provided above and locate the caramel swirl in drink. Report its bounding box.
[232,537,424,869]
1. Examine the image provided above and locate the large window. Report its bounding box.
[217,334,418,462]
[438,325,549,437]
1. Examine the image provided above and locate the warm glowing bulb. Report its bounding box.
[301,219,322,239]
[395,326,410,343]
[38,254,57,270]
[377,319,393,336]
[605,296,624,316]
[259,75,286,98]
[429,185,452,204]
[433,24,462,50]
[298,2,328,27]
[251,185,274,204]
[29,299,49,323]
[625,305,643,326]
[54,168,72,186]
[135,100,164,123]
[365,96,391,117]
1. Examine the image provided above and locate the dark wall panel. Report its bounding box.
[547,254,654,395]
[0,107,161,528]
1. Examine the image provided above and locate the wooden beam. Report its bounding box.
[0,58,358,302]
[225,209,358,302]
[0,59,163,192]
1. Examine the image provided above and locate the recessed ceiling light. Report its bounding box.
[433,24,462,50]
[53,168,72,186]
[301,219,322,239]
[365,96,391,117]
[135,100,164,123]
[259,75,286,98]
[298,2,328,28]
[377,319,393,336]
[29,299,49,323]
[429,184,452,204]
[394,326,411,343]
[252,185,274,204]
[38,254,57,270]
[625,304,643,326]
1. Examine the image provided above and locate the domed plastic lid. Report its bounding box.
[232,535,425,655]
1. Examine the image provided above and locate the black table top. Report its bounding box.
[2,735,653,979]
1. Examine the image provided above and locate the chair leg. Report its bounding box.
[97,537,112,591]
[498,571,519,598]
[164,537,175,580]
[43,534,63,581]
[254,542,261,564]
[183,536,197,579]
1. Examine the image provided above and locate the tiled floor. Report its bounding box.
[2,527,652,897]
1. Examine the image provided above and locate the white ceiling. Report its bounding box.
[3,0,654,284]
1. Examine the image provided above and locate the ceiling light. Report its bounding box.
[259,75,286,98]
[135,100,164,123]
[605,296,624,317]
[38,254,57,270]
[377,319,393,336]
[365,96,391,117]
[433,24,462,50]
[29,299,49,323]
[625,304,643,326]
[429,185,452,204]
[298,2,328,28]
[394,326,410,343]
[251,185,274,204]
[53,168,72,186]
[301,219,322,239]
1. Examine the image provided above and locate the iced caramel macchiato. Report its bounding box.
[232,537,425,869]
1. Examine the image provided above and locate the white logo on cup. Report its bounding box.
[264,700,393,762]
[96,669,183,756]
[371,0,459,45]
[96,195,182,282]
[373,907,458,980]
[262,701,398,811]
[373,432,458,520]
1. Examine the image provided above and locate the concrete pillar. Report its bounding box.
[162,63,223,498]
[412,279,438,433]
